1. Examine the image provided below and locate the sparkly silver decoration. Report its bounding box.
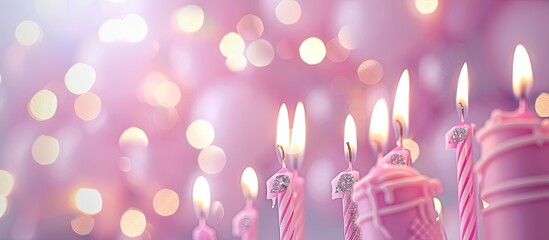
[390,154,406,166]
[240,216,251,230]
[449,126,468,144]
[270,175,290,193]
[335,173,355,193]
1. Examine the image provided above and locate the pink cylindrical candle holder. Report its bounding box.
[293,171,305,240]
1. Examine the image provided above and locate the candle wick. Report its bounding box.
[346,142,353,167]
[277,144,286,168]
[459,102,465,122]
[518,96,528,114]
[395,120,404,147]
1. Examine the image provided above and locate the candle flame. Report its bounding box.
[289,102,306,169]
[276,103,290,163]
[369,98,389,154]
[344,114,357,164]
[393,69,410,141]
[240,167,258,200]
[456,62,469,121]
[192,176,211,219]
[512,44,533,99]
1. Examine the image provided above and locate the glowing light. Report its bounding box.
[299,37,326,65]
[0,170,15,197]
[74,92,101,121]
[276,104,290,154]
[192,176,211,218]
[174,5,204,33]
[65,63,96,95]
[98,19,124,42]
[197,145,226,175]
[433,197,442,219]
[32,135,59,165]
[120,208,147,238]
[0,196,7,218]
[289,102,306,167]
[338,26,357,50]
[119,127,149,149]
[415,0,438,14]
[240,167,258,200]
[275,0,301,25]
[326,38,350,63]
[71,214,94,235]
[535,92,549,117]
[15,20,42,46]
[403,139,420,163]
[122,14,148,43]
[246,39,274,67]
[225,53,247,72]
[483,200,489,208]
[344,114,357,163]
[28,89,57,121]
[142,72,168,106]
[393,70,410,138]
[358,60,384,85]
[512,44,533,99]
[369,99,389,154]
[219,32,245,58]
[74,188,102,215]
[154,81,181,108]
[237,14,264,40]
[456,62,469,118]
[186,119,215,149]
[35,0,67,17]
[153,188,179,217]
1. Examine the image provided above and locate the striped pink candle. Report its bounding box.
[446,63,478,240]
[292,171,304,240]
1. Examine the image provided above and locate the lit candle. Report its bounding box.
[266,104,296,240]
[445,62,478,240]
[289,102,306,240]
[232,167,259,240]
[192,176,217,240]
[369,98,389,160]
[331,114,362,240]
[476,44,549,240]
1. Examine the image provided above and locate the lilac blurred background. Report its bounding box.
[0,0,548,239]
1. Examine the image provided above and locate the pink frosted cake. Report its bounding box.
[353,148,444,240]
[476,109,549,240]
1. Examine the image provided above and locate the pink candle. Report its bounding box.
[445,63,478,240]
[192,176,217,240]
[331,114,361,240]
[233,167,259,240]
[266,104,296,240]
[289,102,306,240]
[476,45,549,239]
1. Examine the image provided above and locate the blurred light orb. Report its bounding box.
[415,0,438,14]
[535,92,549,117]
[358,60,384,85]
[74,188,102,215]
[65,63,96,95]
[28,89,57,121]
[142,72,168,106]
[71,214,94,235]
[15,20,42,46]
[153,188,179,216]
[246,39,275,67]
[154,81,181,108]
[120,208,147,238]
[219,32,245,58]
[35,0,67,17]
[237,14,264,40]
[403,139,420,163]
[98,19,124,42]
[0,196,7,218]
[338,25,357,50]
[74,92,101,121]
[198,145,226,175]
[0,170,15,197]
[186,119,215,149]
[299,37,326,65]
[122,14,148,43]
[326,38,350,63]
[119,127,149,149]
[225,53,247,72]
[31,135,60,165]
[275,0,301,25]
[174,5,204,33]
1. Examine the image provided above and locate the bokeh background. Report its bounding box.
[1,0,549,239]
